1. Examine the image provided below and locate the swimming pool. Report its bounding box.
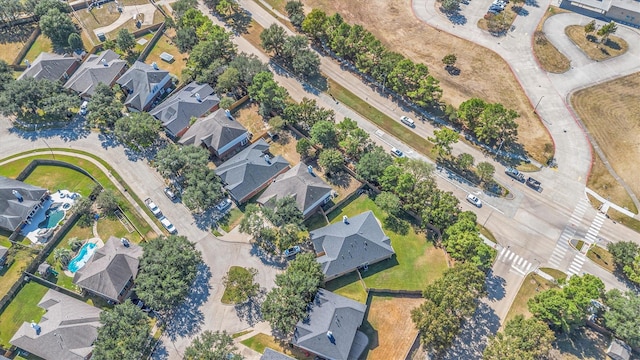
[38,209,65,229]
[67,242,98,273]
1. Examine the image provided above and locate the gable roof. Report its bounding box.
[116,61,170,111]
[10,289,102,360]
[73,236,143,301]
[0,176,48,232]
[607,339,632,360]
[149,81,220,136]
[310,211,394,279]
[178,109,247,151]
[18,52,80,82]
[215,139,290,202]
[293,289,366,360]
[261,348,295,360]
[257,163,332,215]
[64,50,127,97]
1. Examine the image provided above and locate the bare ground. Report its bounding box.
[365,295,422,360]
[302,0,553,163]
[572,72,640,207]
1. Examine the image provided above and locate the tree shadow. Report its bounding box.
[233,288,266,326]
[324,170,352,188]
[444,10,467,25]
[192,208,219,231]
[9,116,91,142]
[249,243,287,269]
[484,270,506,301]
[551,327,608,360]
[150,340,169,360]
[441,302,500,359]
[524,0,539,7]
[162,263,212,341]
[0,23,36,44]
[603,39,621,50]
[228,9,252,35]
[512,6,529,16]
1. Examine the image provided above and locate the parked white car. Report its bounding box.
[160,217,177,234]
[400,116,415,127]
[466,194,482,208]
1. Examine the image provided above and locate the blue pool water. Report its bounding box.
[67,242,97,273]
[38,210,65,229]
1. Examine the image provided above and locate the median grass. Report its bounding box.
[0,282,49,348]
[221,266,253,304]
[532,6,571,73]
[587,245,615,272]
[540,267,567,282]
[565,25,628,61]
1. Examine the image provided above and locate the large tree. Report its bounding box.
[443,211,496,269]
[603,289,640,348]
[40,8,77,48]
[135,236,202,313]
[355,146,394,183]
[181,167,225,212]
[184,331,242,360]
[0,60,14,92]
[283,97,335,130]
[285,1,305,27]
[318,148,344,174]
[222,267,259,304]
[34,0,69,17]
[422,190,460,232]
[260,24,287,57]
[457,98,487,132]
[154,144,210,179]
[474,103,519,145]
[247,71,288,117]
[116,29,136,53]
[607,241,640,283]
[93,300,151,360]
[114,112,162,149]
[428,128,459,158]
[483,315,555,360]
[310,120,338,148]
[0,77,75,121]
[301,8,328,41]
[87,83,122,128]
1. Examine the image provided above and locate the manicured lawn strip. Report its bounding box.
[0,282,49,348]
[232,329,252,339]
[479,225,497,244]
[587,246,615,272]
[261,0,287,14]
[0,248,38,299]
[22,165,97,197]
[608,208,640,234]
[504,273,557,323]
[219,208,244,233]
[327,78,435,159]
[97,216,143,243]
[240,333,309,359]
[326,195,448,290]
[23,35,53,64]
[1,150,159,237]
[539,267,567,282]
[324,271,367,303]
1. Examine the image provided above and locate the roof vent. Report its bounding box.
[25,59,30,68]
[327,331,335,344]
[121,238,130,247]
[225,109,233,120]
[264,154,271,164]
[12,190,23,202]
[308,165,314,175]
[343,215,349,224]
[31,322,41,335]
[151,62,158,70]
[101,59,108,67]
[195,93,201,102]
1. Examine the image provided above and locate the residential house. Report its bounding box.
[10,289,102,360]
[73,236,143,303]
[149,81,220,138]
[0,176,49,233]
[607,338,632,360]
[0,245,8,267]
[215,139,290,204]
[64,50,127,98]
[257,163,332,218]
[292,289,368,360]
[562,0,640,26]
[17,52,81,82]
[260,348,295,360]
[178,109,249,159]
[310,211,395,281]
[116,61,172,112]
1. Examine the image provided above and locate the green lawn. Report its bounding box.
[0,282,49,348]
[221,266,253,304]
[324,271,368,303]
[142,30,187,78]
[240,333,309,359]
[0,248,38,299]
[219,208,244,233]
[21,165,98,197]
[540,267,567,282]
[22,35,53,64]
[504,274,557,323]
[97,216,143,244]
[43,220,94,292]
[325,195,449,290]
[587,246,615,273]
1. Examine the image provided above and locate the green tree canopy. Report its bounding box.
[116,29,136,53]
[136,236,202,312]
[93,300,151,360]
[248,71,288,117]
[355,146,394,183]
[483,315,555,360]
[96,189,119,214]
[603,289,640,348]
[285,0,305,27]
[87,83,122,128]
[260,24,287,57]
[184,330,242,360]
[222,267,259,304]
[310,120,338,148]
[40,8,77,48]
[428,127,459,158]
[114,112,162,149]
[67,33,83,50]
[318,148,344,174]
[375,191,402,216]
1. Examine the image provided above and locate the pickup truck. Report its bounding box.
[526,177,542,192]
[505,167,525,182]
[144,198,162,217]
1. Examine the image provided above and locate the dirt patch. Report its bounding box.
[533,7,571,73]
[572,72,640,210]
[586,151,635,212]
[365,295,422,360]
[302,0,553,163]
[234,103,269,139]
[267,130,301,165]
[565,25,628,61]
[0,23,37,64]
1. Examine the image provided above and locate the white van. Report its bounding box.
[400,116,415,127]
[79,101,89,116]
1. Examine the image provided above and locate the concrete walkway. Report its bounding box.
[92,3,157,36]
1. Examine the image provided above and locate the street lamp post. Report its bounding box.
[533,95,544,113]
[42,139,55,160]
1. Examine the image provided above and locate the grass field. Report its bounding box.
[302,0,553,164]
[565,26,628,61]
[0,23,36,64]
[142,29,187,77]
[0,248,38,299]
[587,245,615,272]
[22,35,53,64]
[221,266,253,304]
[21,165,97,197]
[0,282,49,348]
[326,195,449,290]
[504,273,557,323]
[219,208,244,232]
[572,72,640,211]
[324,271,368,303]
[363,295,422,360]
[532,7,571,73]
[240,333,310,359]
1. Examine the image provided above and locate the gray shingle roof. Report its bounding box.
[149,81,220,136]
[64,50,127,97]
[0,176,48,232]
[293,289,366,360]
[310,211,395,279]
[73,236,143,302]
[178,109,247,152]
[17,52,80,82]
[607,338,632,360]
[260,348,295,360]
[116,61,170,112]
[257,163,332,216]
[215,139,290,203]
[10,289,102,360]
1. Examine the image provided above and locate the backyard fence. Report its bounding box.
[15,159,100,183]
[137,22,166,62]
[10,26,40,68]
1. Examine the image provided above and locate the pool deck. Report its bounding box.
[21,190,78,244]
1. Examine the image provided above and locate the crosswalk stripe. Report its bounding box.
[516,257,523,266]
[523,263,532,272]
[512,266,527,275]
[508,252,515,261]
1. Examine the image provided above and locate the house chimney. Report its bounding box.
[343,215,349,224]
[264,154,271,164]
[225,109,233,119]
[327,331,335,344]
[12,190,24,202]
[195,93,201,102]
[31,322,41,335]
[151,62,158,70]
[25,59,30,68]
[101,59,108,67]
[307,165,314,174]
